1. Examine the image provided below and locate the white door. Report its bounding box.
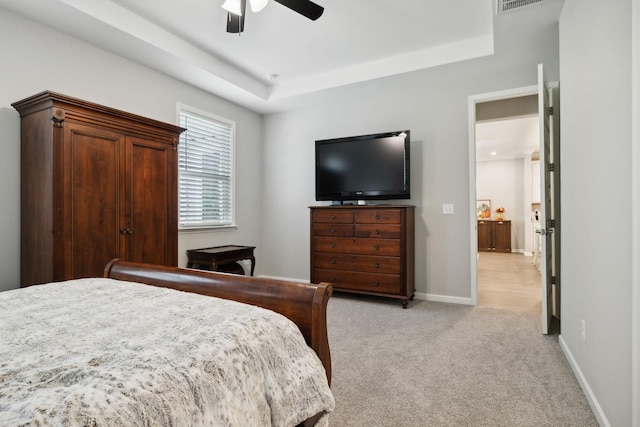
[538,63,555,334]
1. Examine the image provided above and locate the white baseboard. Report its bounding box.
[258,275,481,308]
[258,281,474,306]
[257,274,309,283]
[422,292,474,305]
[558,335,611,427]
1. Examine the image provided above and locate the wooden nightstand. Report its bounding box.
[186,245,256,276]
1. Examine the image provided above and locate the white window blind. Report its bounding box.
[178,108,234,228]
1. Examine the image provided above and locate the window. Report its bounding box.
[178,106,235,229]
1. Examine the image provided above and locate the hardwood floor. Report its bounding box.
[478,252,541,313]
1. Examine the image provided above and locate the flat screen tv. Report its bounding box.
[315,130,410,203]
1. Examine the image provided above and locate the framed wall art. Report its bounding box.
[477,200,491,218]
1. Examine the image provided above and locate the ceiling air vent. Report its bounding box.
[497,0,546,14]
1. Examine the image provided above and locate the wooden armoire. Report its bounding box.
[13,91,185,287]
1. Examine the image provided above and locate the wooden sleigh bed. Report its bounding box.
[0,260,334,426]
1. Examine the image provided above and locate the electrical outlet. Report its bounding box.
[581,319,586,343]
[442,203,454,215]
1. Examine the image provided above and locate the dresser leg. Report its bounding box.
[401,299,409,309]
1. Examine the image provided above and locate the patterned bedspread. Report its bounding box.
[0,278,334,426]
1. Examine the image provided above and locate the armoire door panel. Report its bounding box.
[66,124,124,279]
[128,136,177,266]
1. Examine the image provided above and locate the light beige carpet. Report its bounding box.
[325,294,597,426]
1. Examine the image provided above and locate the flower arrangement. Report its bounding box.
[495,207,505,220]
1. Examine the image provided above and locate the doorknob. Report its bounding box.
[536,229,553,236]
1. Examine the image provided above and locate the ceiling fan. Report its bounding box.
[222,0,324,34]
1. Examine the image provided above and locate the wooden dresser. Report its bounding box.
[13,91,185,287]
[310,205,415,308]
[477,220,511,252]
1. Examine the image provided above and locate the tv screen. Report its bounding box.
[315,130,410,202]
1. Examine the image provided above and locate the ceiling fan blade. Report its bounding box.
[273,0,324,20]
[226,0,246,33]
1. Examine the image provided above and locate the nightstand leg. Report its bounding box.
[249,256,255,276]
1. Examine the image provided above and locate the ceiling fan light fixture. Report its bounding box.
[222,0,243,16]
[224,0,323,33]
[250,0,269,12]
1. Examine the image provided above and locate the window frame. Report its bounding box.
[176,103,236,232]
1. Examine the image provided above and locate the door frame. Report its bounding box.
[467,85,538,306]
[631,0,639,423]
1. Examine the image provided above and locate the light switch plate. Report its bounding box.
[442,203,454,214]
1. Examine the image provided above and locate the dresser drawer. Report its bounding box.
[314,268,401,294]
[355,209,402,224]
[312,209,354,224]
[354,224,401,238]
[313,253,401,274]
[313,237,401,256]
[313,223,354,237]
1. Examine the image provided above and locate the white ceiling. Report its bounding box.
[0,0,563,114]
[476,116,539,162]
[0,0,562,159]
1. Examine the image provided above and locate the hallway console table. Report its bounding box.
[477,220,511,253]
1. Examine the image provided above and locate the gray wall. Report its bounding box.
[259,37,560,302]
[559,0,633,425]
[0,8,263,291]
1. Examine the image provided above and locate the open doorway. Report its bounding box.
[468,70,560,334]
[475,95,541,313]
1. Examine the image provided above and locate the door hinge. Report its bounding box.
[552,276,556,285]
[548,163,555,172]
[549,219,555,228]
[548,106,554,115]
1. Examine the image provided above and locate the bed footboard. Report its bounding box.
[104,259,332,384]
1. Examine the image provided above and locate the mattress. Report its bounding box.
[0,278,334,426]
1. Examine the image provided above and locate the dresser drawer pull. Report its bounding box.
[374,262,379,268]
[375,214,380,220]
[373,244,379,250]
[330,258,336,264]
[330,277,336,282]
[373,281,380,287]
[375,229,380,234]
[330,215,336,220]
[330,242,336,248]
[330,227,336,233]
